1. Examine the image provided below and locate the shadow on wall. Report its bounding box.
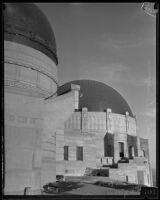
[127,135,138,159]
[104,133,114,157]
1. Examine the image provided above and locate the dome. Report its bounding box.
[3,3,58,65]
[58,80,134,117]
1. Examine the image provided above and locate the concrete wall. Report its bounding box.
[41,90,76,185]
[54,91,151,186]
[64,109,136,137]
[65,112,81,130]
[119,160,151,186]
[87,112,106,131]
[4,89,76,194]
[65,111,106,131]
[5,39,57,194]
[63,109,137,164]
[56,129,65,175]
[108,113,126,134]
[56,129,97,176]
[109,158,152,186]
[107,113,136,136]
[5,93,44,193]
[5,41,58,98]
[127,116,137,136]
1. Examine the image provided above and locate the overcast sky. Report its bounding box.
[37,3,156,168]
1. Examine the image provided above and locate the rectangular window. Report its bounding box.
[64,146,69,160]
[76,146,83,161]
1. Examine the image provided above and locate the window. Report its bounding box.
[64,146,69,160]
[76,146,83,161]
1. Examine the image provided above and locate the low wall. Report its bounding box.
[109,160,152,186]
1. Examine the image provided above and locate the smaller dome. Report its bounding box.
[3,3,58,65]
[58,80,134,117]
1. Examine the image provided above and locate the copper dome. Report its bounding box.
[3,3,58,65]
[58,80,134,117]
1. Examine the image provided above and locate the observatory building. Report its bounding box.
[57,80,152,184]
[4,3,153,195]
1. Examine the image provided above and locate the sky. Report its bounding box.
[37,3,156,168]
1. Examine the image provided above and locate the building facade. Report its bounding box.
[3,3,152,195]
[4,3,77,194]
[57,80,153,186]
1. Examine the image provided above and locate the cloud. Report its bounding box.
[96,63,128,78]
[78,62,129,82]
[143,76,156,89]
[100,37,143,51]
[100,34,156,52]
[144,107,156,118]
[102,63,128,71]
[138,98,156,119]
[78,60,156,90]
[148,99,156,106]
[99,63,129,81]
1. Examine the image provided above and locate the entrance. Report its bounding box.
[129,146,134,159]
[119,142,124,157]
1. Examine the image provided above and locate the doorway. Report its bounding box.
[129,146,134,159]
[119,142,124,158]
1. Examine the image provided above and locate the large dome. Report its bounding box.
[3,3,58,64]
[58,80,133,117]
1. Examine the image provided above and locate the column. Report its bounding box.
[71,84,80,110]
[81,107,88,132]
[106,108,112,133]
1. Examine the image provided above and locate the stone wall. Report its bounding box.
[65,112,81,130]
[4,89,76,193]
[64,109,136,137]
[5,41,58,98]
[109,158,152,186]
[63,109,137,164]
[42,90,76,181]
[127,116,137,136]
[87,112,106,130]
[56,129,97,176]
[107,113,136,136]
[56,129,65,175]
[5,93,44,192]
[108,113,126,134]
